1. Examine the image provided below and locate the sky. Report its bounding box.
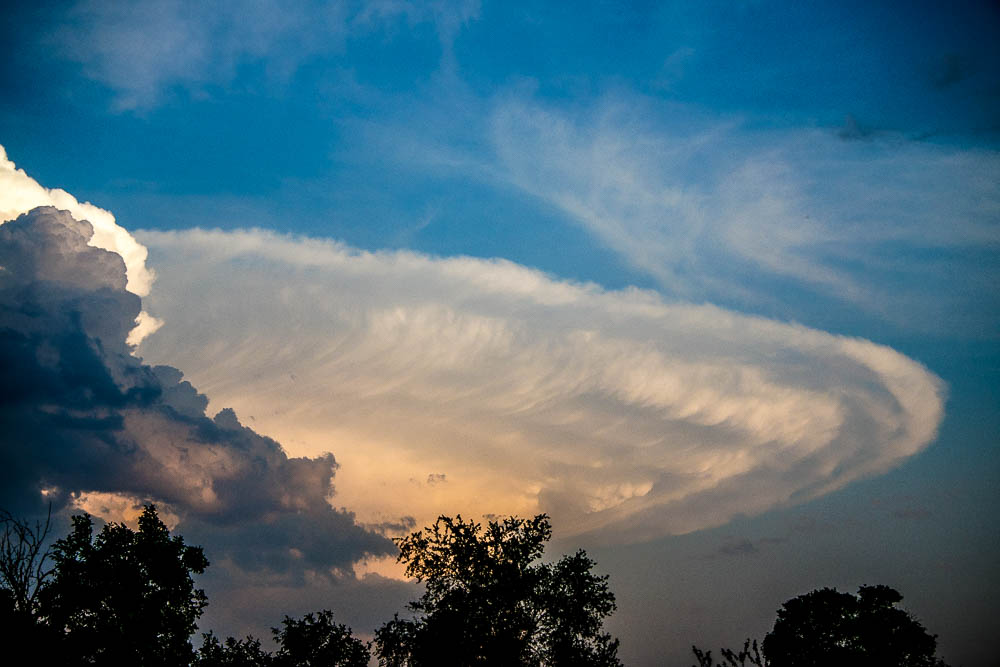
[1,1,998,665]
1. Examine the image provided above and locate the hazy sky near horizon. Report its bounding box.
[2,1,998,665]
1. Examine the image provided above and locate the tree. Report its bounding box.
[198,633,274,667]
[273,609,371,667]
[39,505,209,666]
[0,506,53,616]
[692,639,767,667]
[197,610,369,667]
[373,514,621,667]
[0,506,56,644]
[693,586,949,667]
[762,585,948,667]
[4,503,370,666]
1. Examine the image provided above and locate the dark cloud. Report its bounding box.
[364,516,417,537]
[716,538,758,557]
[0,206,393,573]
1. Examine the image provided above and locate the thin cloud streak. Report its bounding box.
[488,96,1000,337]
[137,227,945,544]
[52,0,480,110]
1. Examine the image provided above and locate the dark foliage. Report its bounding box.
[763,585,948,667]
[198,633,274,667]
[1,503,370,666]
[272,609,370,667]
[373,514,621,667]
[39,505,209,666]
[694,585,949,667]
[197,610,370,667]
[6,500,953,667]
[692,638,767,667]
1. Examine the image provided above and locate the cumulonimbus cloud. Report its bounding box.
[0,207,393,573]
[0,146,154,295]
[136,227,945,544]
[0,145,160,344]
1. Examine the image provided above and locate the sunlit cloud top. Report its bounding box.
[137,226,945,544]
[0,145,155,297]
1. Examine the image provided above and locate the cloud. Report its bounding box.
[0,145,154,296]
[715,538,757,558]
[487,96,1000,337]
[135,226,945,545]
[51,0,480,110]
[0,207,393,574]
[0,145,160,345]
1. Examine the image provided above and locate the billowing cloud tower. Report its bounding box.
[0,206,392,575]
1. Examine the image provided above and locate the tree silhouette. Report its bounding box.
[273,609,370,667]
[197,610,369,667]
[0,506,56,645]
[197,633,274,667]
[373,514,621,667]
[763,585,948,667]
[0,506,54,616]
[692,639,767,667]
[39,505,209,666]
[694,585,949,667]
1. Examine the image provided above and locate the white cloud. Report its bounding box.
[0,139,949,545]
[0,145,161,344]
[53,0,479,110]
[0,145,155,296]
[136,227,945,544]
[488,96,1000,337]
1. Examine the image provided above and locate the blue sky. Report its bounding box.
[2,1,998,665]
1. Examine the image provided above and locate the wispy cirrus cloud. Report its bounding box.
[488,95,1000,337]
[51,0,479,110]
[136,225,945,545]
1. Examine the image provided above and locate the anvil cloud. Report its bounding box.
[0,145,947,549]
[137,226,945,544]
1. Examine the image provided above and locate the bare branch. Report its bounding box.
[0,504,55,614]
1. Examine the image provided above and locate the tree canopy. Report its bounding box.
[272,609,371,667]
[39,505,209,666]
[197,633,274,667]
[1,504,956,667]
[692,639,766,667]
[197,610,369,667]
[373,514,621,667]
[693,584,949,667]
[763,585,947,667]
